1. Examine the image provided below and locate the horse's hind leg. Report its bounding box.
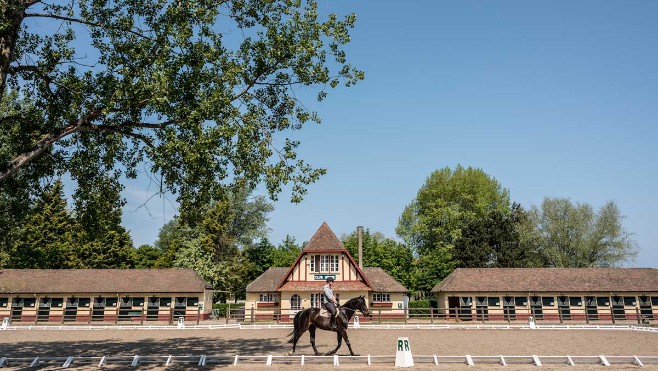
[327,332,343,355]
[309,325,321,356]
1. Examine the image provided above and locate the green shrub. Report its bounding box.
[408,300,431,315]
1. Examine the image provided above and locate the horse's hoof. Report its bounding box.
[288,351,293,356]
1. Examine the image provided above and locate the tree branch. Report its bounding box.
[23,12,154,41]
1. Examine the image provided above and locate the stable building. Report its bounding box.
[245,223,408,320]
[432,268,658,322]
[0,269,214,323]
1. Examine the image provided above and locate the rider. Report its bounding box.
[322,277,339,330]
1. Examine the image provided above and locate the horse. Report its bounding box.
[287,295,370,356]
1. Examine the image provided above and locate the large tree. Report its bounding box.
[529,197,638,267]
[396,165,512,293]
[1,0,363,222]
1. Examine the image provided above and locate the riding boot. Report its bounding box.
[330,314,337,330]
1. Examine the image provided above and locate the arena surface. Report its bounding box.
[1,327,657,369]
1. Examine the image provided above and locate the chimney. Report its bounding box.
[357,226,363,268]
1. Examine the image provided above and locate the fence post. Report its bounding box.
[636,307,641,325]
[88,306,92,325]
[558,308,563,324]
[430,307,434,324]
[610,304,616,324]
[250,304,254,323]
[585,308,589,324]
[116,306,119,325]
[141,309,144,326]
[276,308,280,324]
[169,308,173,325]
[225,305,229,325]
[378,307,382,324]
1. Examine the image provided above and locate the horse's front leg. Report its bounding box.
[340,329,358,356]
[309,325,321,356]
[326,331,343,355]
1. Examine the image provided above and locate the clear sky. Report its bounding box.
[121,1,658,267]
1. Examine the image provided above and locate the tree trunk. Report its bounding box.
[0,0,26,97]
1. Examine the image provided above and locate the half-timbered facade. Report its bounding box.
[246,223,408,320]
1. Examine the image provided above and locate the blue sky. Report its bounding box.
[121,1,658,267]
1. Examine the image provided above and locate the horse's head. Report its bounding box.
[356,295,370,317]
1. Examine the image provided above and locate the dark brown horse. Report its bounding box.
[288,296,370,356]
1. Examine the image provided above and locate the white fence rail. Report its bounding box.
[1,354,658,368]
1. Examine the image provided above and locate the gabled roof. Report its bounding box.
[302,222,345,251]
[0,269,213,294]
[432,268,658,293]
[362,268,408,292]
[246,268,288,292]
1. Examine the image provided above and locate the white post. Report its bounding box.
[528,316,536,329]
[353,315,360,329]
[394,337,414,367]
[177,316,185,329]
[1,317,10,330]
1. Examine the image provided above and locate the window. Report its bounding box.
[597,297,610,307]
[514,297,527,306]
[106,298,117,307]
[160,297,172,307]
[623,296,636,306]
[309,255,316,272]
[487,297,500,307]
[373,293,391,302]
[78,298,91,307]
[541,297,554,306]
[569,297,582,307]
[259,293,277,302]
[310,293,322,308]
[320,255,330,273]
[51,298,64,308]
[23,298,36,307]
[187,297,199,307]
[0,298,8,307]
[291,294,301,310]
[330,255,339,272]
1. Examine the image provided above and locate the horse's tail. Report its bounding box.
[287,310,304,343]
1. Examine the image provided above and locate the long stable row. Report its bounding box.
[1,354,658,368]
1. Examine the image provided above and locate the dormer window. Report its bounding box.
[309,254,339,273]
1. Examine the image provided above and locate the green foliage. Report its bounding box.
[454,203,540,268]
[397,165,512,294]
[133,244,163,268]
[407,300,431,315]
[157,187,274,299]
[529,198,638,267]
[343,228,416,293]
[9,180,75,268]
[1,0,364,219]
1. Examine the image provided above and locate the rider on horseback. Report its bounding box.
[322,277,339,330]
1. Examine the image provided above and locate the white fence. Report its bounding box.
[2,354,658,368]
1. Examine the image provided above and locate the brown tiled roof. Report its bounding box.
[362,268,408,292]
[303,222,345,251]
[246,268,288,292]
[432,268,658,293]
[0,269,213,294]
[279,281,371,292]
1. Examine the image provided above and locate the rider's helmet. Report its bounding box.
[326,277,334,283]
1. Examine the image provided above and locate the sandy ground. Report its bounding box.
[1,327,657,369]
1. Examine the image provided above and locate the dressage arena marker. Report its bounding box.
[353,315,360,328]
[395,336,414,367]
[0,317,9,330]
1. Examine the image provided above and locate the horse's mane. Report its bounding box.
[343,296,364,308]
